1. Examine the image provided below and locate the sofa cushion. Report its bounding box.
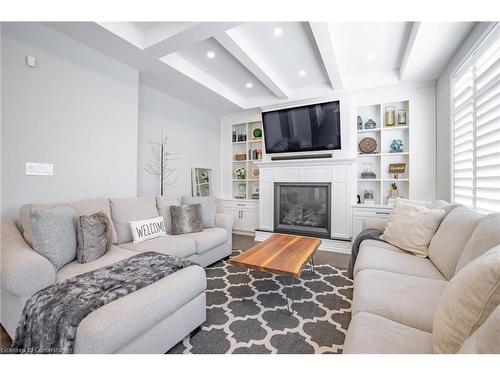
[156,196,181,234]
[343,312,432,354]
[354,242,445,280]
[109,197,159,244]
[458,305,500,354]
[179,228,228,254]
[353,269,447,332]
[432,245,500,353]
[182,196,216,228]
[455,213,500,273]
[57,245,136,281]
[73,265,206,353]
[19,203,58,247]
[428,206,483,280]
[71,198,118,245]
[380,201,446,257]
[30,205,78,271]
[118,235,196,258]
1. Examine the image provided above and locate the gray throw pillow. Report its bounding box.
[182,196,216,228]
[77,212,112,263]
[29,205,78,271]
[170,204,204,235]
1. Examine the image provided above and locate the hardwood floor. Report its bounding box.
[0,234,351,351]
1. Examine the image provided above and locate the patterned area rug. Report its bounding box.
[168,250,353,354]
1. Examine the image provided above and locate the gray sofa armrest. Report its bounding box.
[362,218,388,232]
[215,213,234,232]
[1,220,55,297]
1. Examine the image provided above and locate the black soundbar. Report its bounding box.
[271,153,333,161]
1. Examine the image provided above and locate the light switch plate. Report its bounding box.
[26,162,54,176]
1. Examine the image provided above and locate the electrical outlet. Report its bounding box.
[26,162,54,176]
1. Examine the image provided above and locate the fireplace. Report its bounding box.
[274,182,331,237]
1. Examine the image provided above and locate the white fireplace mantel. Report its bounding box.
[256,157,356,240]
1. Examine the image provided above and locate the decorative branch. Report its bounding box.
[144,127,180,195]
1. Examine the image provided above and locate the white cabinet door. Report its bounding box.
[242,209,258,232]
[226,207,243,231]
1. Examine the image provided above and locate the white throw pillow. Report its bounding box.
[129,216,167,244]
[380,201,446,257]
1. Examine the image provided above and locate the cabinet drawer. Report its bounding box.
[352,207,392,218]
[223,201,258,210]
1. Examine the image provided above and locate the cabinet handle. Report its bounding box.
[376,211,389,215]
[236,204,245,207]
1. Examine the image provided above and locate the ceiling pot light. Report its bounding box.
[298,70,307,77]
[245,82,253,88]
[206,51,215,59]
[273,27,283,37]
[367,53,376,61]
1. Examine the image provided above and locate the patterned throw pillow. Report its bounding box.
[129,216,167,244]
[77,212,113,263]
[170,204,204,235]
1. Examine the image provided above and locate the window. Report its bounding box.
[452,24,500,212]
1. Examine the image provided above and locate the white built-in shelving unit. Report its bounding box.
[356,100,411,206]
[231,121,264,200]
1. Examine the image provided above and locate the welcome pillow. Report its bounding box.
[380,201,446,257]
[129,216,167,244]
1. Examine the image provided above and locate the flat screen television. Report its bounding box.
[262,100,341,154]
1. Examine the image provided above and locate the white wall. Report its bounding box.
[435,22,496,201]
[138,84,220,198]
[1,23,139,218]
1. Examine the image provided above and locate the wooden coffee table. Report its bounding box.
[229,233,321,314]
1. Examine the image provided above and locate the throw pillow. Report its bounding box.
[182,196,216,228]
[77,212,113,263]
[380,201,446,257]
[29,205,78,271]
[129,216,167,244]
[433,245,500,353]
[170,204,204,235]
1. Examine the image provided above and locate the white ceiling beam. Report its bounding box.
[399,22,421,81]
[160,53,247,109]
[308,22,343,90]
[215,30,289,99]
[144,22,242,59]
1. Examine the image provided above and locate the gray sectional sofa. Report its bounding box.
[1,196,234,353]
[343,205,500,354]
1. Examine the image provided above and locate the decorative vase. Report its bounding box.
[364,118,376,129]
[385,106,395,126]
[357,116,363,130]
[391,189,399,197]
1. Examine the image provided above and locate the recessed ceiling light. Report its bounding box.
[273,27,283,37]
[367,53,376,62]
[245,82,253,88]
[206,51,215,59]
[298,70,307,77]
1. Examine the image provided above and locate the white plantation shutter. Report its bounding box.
[452,24,500,212]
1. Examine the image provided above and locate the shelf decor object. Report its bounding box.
[235,167,246,180]
[388,163,406,179]
[357,116,363,130]
[234,153,247,161]
[364,118,377,129]
[361,162,376,179]
[389,139,404,153]
[252,128,263,139]
[398,109,407,125]
[359,137,378,154]
[364,190,375,205]
[385,106,395,126]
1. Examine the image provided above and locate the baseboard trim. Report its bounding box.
[254,230,351,254]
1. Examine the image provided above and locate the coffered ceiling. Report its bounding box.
[46,21,476,115]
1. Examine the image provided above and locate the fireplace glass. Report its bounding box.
[274,182,331,237]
